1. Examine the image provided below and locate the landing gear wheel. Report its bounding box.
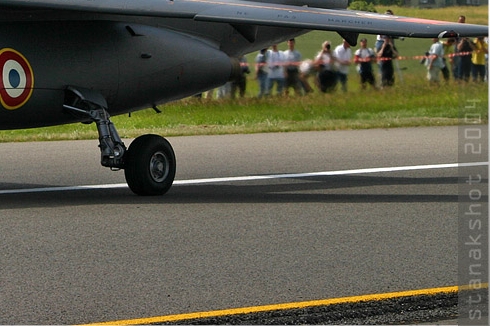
[124,134,176,196]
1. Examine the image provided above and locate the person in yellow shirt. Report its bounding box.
[471,36,488,82]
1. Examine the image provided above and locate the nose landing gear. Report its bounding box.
[64,86,176,196]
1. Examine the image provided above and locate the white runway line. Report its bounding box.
[0,162,487,195]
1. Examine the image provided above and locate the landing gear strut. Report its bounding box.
[64,86,176,196]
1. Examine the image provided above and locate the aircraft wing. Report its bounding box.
[0,0,487,38]
[194,3,488,38]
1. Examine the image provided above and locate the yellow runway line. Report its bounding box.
[83,284,488,325]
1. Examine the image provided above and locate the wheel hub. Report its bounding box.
[150,151,170,182]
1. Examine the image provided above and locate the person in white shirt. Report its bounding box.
[425,37,445,83]
[266,44,285,95]
[282,38,303,96]
[333,39,352,92]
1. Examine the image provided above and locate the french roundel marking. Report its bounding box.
[0,48,34,110]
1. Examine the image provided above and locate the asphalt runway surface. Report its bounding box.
[0,126,487,325]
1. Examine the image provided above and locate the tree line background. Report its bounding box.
[348,0,485,11]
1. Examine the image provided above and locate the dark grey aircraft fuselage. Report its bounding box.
[0,13,304,129]
[0,0,486,196]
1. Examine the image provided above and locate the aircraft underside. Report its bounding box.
[1,0,486,196]
[0,18,303,195]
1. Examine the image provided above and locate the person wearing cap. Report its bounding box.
[354,38,376,89]
[425,37,445,83]
[314,40,337,92]
[254,48,269,97]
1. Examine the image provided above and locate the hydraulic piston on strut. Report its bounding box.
[63,86,126,169]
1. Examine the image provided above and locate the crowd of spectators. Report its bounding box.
[204,13,487,99]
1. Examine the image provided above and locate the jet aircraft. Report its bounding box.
[0,0,487,195]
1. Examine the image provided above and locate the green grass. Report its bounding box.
[375,5,488,25]
[0,6,487,142]
[2,80,485,141]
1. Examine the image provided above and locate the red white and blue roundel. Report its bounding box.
[0,48,34,110]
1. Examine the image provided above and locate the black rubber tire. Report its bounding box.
[124,134,176,196]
